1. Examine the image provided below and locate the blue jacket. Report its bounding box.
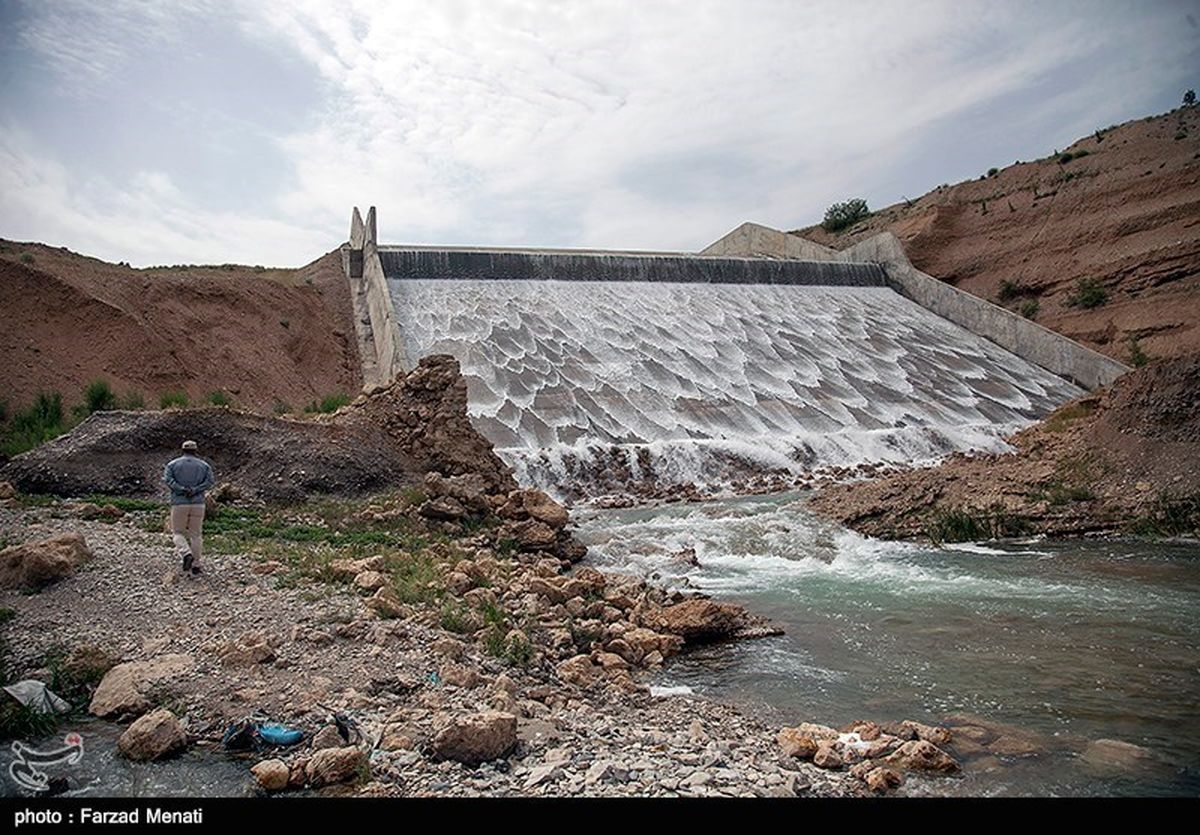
[163,454,215,505]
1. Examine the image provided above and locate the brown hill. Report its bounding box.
[0,242,361,415]
[809,352,1200,540]
[793,107,1200,364]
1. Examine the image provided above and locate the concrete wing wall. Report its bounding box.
[345,206,407,386]
[702,223,1128,390]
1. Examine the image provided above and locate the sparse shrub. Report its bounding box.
[987,167,999,177]
[207,391,232,407]
[305,394,350,414]
[1066,278,1108,309]
[159,391,189,409]
[123,391,145,410]
[81,379,118,415]
[1175,130,1188,141]
[821,198,870,233]
[19,253,34,264]
[440,602,476,634]
[1128,337,1149,368]
[272,399,291,415]
[1020,299,1040,319]
[924,504,1030,544]
[997,279,1023,301]
[1128,491,1200,537]
[1058,152,1074,164]
[1184,89,1196,107]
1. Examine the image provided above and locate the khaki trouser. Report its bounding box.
[171,503,206,565]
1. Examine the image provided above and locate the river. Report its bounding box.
[575,491,1200,797]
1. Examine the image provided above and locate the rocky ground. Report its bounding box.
[795,106,1200,364]
[809,353,1200,540]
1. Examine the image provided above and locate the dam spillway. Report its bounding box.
[384,248,1084,495]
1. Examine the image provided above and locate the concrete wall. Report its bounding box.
[701,223,1128,391]
[701,221,839,261]
[345,206,407,386]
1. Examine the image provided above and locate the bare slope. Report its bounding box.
[794,107,1200,364]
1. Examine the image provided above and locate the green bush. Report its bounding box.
[159,391,189,409]
[81,379,118,415]
[997,280,1023,301]
[1128,337,1148,368]
[305,394,350,414]
[821,198,870,233]
[207,391,232,407]
[19,253,33,264]
[123,391,145,410]
[2,392,67,457]
[1066,278,1108,309]
[1020,300,1040,319]
[272,400,291,415]
[987,167,999,177]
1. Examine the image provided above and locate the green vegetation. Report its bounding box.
[1127,491,1200,537]
[1066,278,1108,309]
[207,391,233,407]
[81,494,161,513]
[997,279,1024,302]
[1020,299,1040,320]
[821,198,870,233]
[305,394,351,414]
[19,252,34,264]
[1184,89,1196,107]
[2,392,66,458]
[80,379,118,416]
[1043,399,1097,433]
[272,400,292,415]
[987,167,999,177]
[924,504,1030,545]
[159,391,189,409]
[1058,149,1090,164]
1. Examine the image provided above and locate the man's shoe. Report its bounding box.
[190,564,202,576]
[182,553,194,573]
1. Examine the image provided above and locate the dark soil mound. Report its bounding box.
[1,355,516,504]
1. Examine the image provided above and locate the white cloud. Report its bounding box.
[1,0,1197,263]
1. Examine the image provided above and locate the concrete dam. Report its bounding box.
[345,208,1124,495]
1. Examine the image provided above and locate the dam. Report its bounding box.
[342,207,1120,495]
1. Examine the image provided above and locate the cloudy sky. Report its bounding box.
[0,0,1196,266]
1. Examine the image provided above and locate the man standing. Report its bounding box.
[163,440,214,575]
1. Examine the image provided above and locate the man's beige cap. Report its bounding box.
[181,440,198,451]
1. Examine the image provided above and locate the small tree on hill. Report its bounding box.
[822,198,870,233]
[1184,89,1196,107]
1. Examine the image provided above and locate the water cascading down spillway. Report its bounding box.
[385,247,1083,497]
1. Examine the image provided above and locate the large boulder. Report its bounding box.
[306,746,367,787]
[886,739,960,773]
[430,711,518,765]
[501,489,569,529]
[251,759,290,791]
[777,727,820,760]
[89,654,194,719]
[1081,739,1163,775]
[0,533,93,589]
[651,598,748,642]
[117,708,187,761]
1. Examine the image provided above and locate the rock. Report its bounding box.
[777,728,819,760]
[950,724,995,745]
[0,481,15,500]
[812,740,843,769]
[865,766,904,792]
[311,725,345,751]
[419,496,467,521]
[524,762,564,788]
[288,760,309,788]
[793,722,839,741]
[585,760,617,785]
[380,729,414,751]
[886,739,960,773]
[217,634,275,666]
[117,708,187,761]
[901,720,952,746]
[330,556,385,582]
[439,662,482,689]
[513,489,569,529]
[89,654,194,719]
[1081,739,1162,775]
[251,759,290,791]
[431,711,518,765]
[509,519,558,551]
[446,571,474,594]
[0,533,93,589]
[651,598,748,642]
[353,570,388,592]
[555,655,599,688]
[365,586,408,619]
[306,746,366,787]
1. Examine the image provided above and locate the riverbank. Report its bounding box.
[809,354,1200,542]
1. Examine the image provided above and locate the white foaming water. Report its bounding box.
[392,278,1082,493]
